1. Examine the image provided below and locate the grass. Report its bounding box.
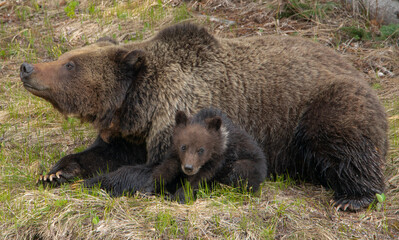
[278,0,337,21]
[341,23,399,42]
[0,0,398,239]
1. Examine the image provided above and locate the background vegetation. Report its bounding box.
[0,0,398,239]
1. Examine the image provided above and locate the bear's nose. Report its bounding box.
[184,164,193,173]
[20,62,34,81]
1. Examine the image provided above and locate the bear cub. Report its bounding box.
[151,108,267,202]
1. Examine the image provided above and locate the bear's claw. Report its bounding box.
[71,180,84,190]
[37,171,64,185]
[331,196,374,211]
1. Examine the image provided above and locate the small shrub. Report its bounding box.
[341,26,371,40]
[378,24,399,40]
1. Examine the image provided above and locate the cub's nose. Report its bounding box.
[20,62,34,81]
[184,164,193,173]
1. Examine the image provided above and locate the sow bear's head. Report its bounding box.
[20,39,145,124]
[172,111,224,176]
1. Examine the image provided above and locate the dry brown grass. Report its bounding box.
[1,0,398,239]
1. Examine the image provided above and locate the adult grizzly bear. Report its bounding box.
[20,23,388,211]
[150,108,267,202]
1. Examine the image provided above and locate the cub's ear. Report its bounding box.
[206,117,222,131]
[121,50,146,71]
[175,111,188,126]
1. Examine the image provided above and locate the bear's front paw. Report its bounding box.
[37,157,83,187]
[331,195,375,211]
[37,170,68,186]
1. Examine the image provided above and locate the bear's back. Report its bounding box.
[118,24,382,167]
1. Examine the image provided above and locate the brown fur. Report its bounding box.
[174,124,221,175]
[21,23,388,210]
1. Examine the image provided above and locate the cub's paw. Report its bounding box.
[173,188,196,204]
[173,188,187,204]
[331,196,374,211]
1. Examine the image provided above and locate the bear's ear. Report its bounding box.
[206,117,222,131]
[96,36,118,45]
[175,111,188,126]
[121,50,146,71]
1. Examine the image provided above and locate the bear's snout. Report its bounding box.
[20,62,34,81]
[182,163,198,176]
[184,164,193,173]
[20,62,51,92]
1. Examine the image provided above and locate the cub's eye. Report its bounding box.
[65,62,75,71]
[181,145,187,151]
[198,148,204,155]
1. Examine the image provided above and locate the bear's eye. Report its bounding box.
[181,145,187,151]
[198,148,204,155]
[65,62,75,71]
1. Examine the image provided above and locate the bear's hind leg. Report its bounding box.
[292,81,388,211]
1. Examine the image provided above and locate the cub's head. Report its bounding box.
[19,38,145,126]
[172,111,224,176]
